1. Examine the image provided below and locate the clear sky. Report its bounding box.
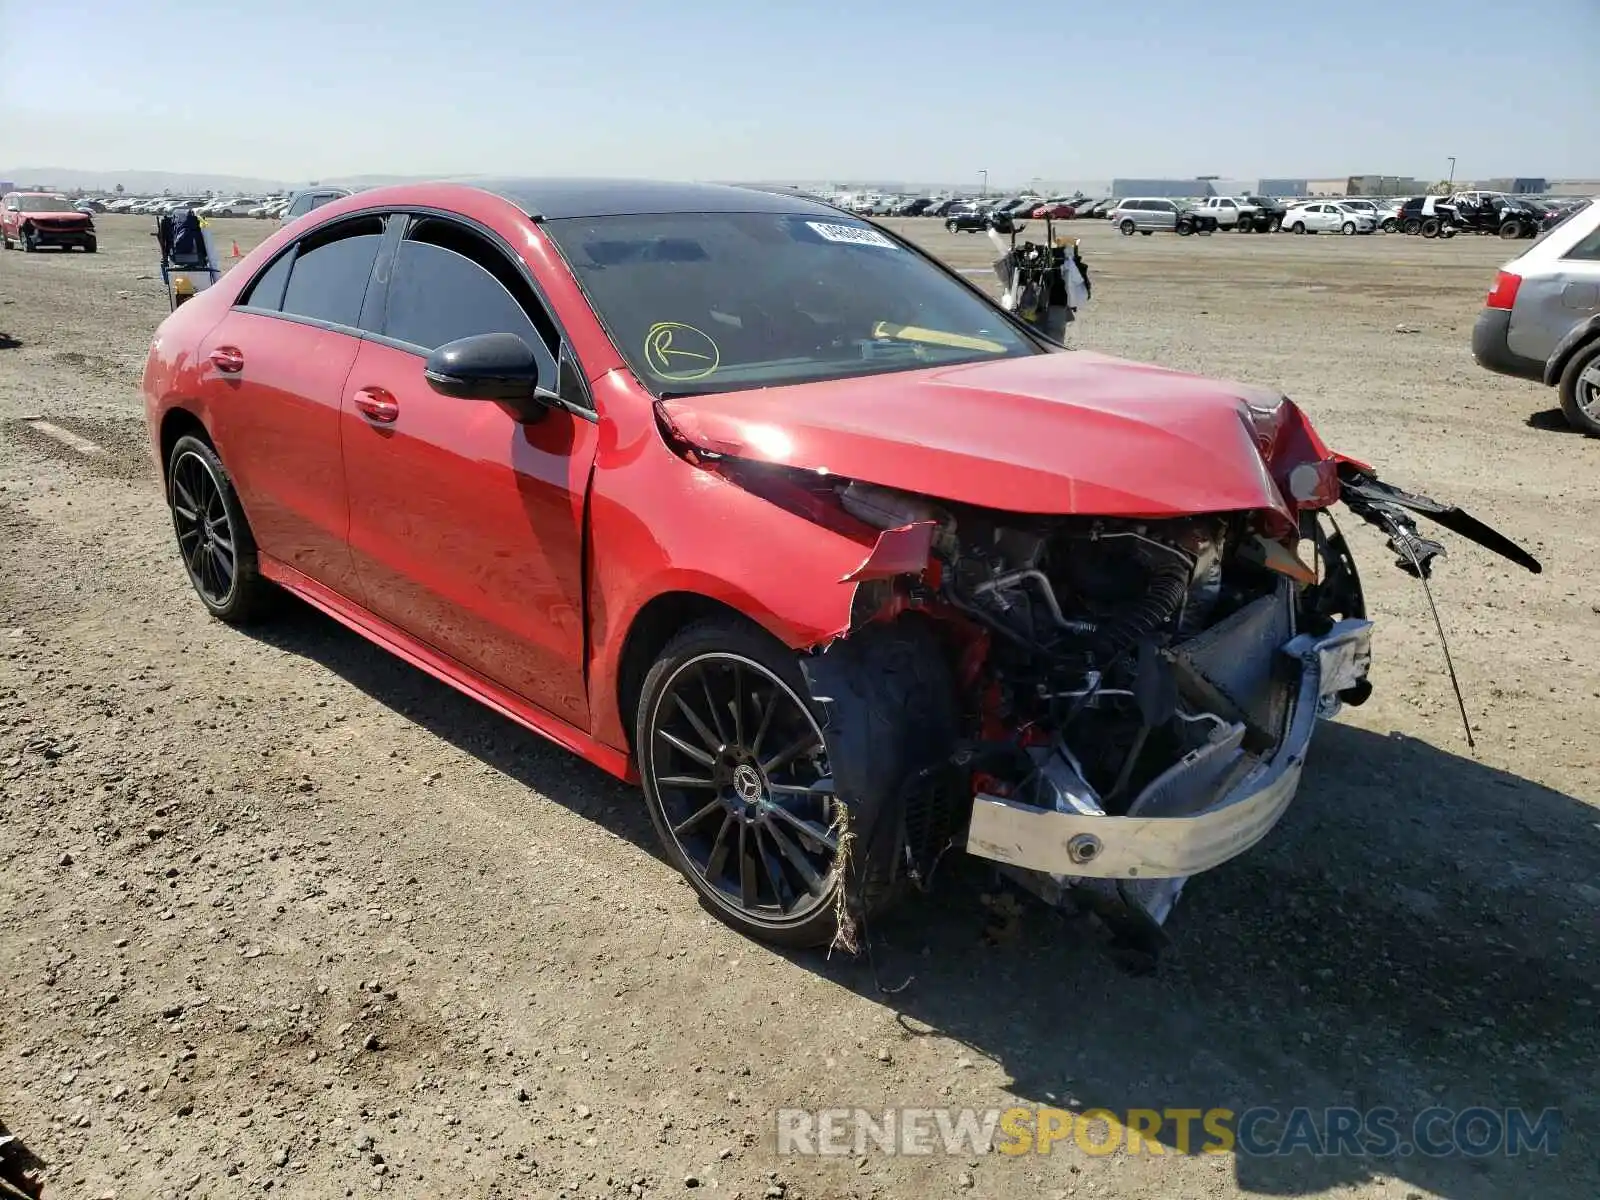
[1,0,1594,185]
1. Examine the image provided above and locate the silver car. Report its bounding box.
[279,186,353,224]
[1472,198,1600,435]
[1108,198,1198,235]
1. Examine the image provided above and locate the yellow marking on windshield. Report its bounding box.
[871,321,1006,354]
[644,322,721,381]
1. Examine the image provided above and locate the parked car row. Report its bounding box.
[16,187,370,225]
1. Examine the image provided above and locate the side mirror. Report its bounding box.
[423,332,553,421]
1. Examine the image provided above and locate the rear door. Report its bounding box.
[196,213,388,597]
[340,212,597,725]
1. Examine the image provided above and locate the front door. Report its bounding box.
[340,214,596,726]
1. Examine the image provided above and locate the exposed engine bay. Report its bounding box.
[676,400,1544,952]
[830,480,1351,926]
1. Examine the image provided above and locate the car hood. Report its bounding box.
[658,351,1294,519]
[22,209,89,220]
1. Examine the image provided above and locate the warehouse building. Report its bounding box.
[1109,178,1309,199]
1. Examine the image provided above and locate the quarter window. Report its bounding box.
[240,251,292,311]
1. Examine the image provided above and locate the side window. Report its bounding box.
[279,216,385,328]
[381,219,559,363]
[239,251,293,311]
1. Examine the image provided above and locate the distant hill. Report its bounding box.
[0,167,443,194]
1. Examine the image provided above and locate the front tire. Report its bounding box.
[945,220,957,233]
[166,434,274,624]
[1499,219,1523,239]
[637,619,849,948]
[1341,221,1357,235]
[1402,218,1422,235]
[1381,218,1398,232]
[1420,218,1441,238]
[1120,219,1136,236]
[1291,221,1306,235]
[1558,341,1600,438]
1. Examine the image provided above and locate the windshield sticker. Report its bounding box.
[644,322,721,381]
[806,222,897,249]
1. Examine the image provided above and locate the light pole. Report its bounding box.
[1447,157,1456,190]
[979,169,988,198]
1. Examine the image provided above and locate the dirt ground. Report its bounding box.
[1,213,1596,1200]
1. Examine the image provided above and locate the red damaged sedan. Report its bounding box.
[142,180,1540,951]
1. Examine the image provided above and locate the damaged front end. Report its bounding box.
[660,393,1542,948]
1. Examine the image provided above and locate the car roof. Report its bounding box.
[468,177,843,220]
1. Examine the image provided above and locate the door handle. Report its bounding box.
[353,387,399,424]
[209,345,244,373]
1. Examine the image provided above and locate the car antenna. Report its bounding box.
[1388,524,1476,752]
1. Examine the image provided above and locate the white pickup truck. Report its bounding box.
[1197,195,1279,232]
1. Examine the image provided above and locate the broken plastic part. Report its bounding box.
[840,522,936,584]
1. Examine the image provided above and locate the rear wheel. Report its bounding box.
[1381,218,1398,232]
[1499,219,1523,239]
[1235,218,1251,233]
[1291,221,1306,235]
[1402,217,1422,235]
[1420,218,1442,238]
[1558,341,1600,438]
[1267,216,1282,232]
[1119,219,1136,236]
[945,220,957,233]
[166,434,274,624]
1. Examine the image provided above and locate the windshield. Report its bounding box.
[20,196,76,212]
[544,212,1038,396]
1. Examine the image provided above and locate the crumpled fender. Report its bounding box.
[584,373,929,752]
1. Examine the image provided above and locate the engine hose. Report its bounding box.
[1089,555,1190,659]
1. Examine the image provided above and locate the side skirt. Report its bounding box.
[258,555,635,783]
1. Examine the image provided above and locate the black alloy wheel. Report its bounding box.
[171,448,237,607]
[166,434,272,623]
[638,625,845,946]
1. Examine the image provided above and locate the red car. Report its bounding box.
[2,191,97,252]
[142,180,1539,950]
[1031,202,1076,219]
